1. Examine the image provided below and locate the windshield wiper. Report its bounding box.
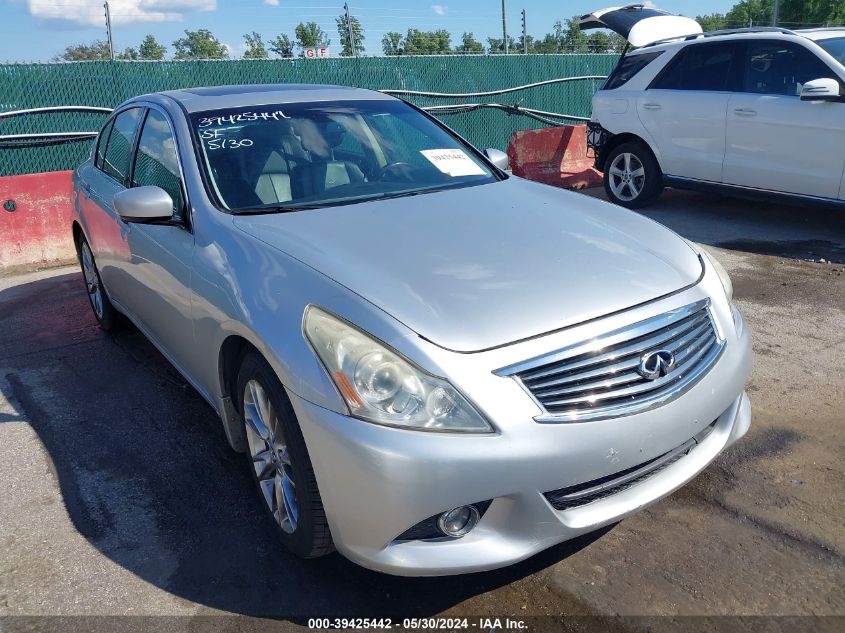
[234,204,323,215]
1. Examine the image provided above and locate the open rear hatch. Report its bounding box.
[579,4,702,48]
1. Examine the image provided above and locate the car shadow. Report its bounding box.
[0,271,611,619]
[582,187,845,264]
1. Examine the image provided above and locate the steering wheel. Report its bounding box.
[372,161,417,182]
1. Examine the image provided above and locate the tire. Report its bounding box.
[77,235,119,331]
[236,351,333,559]
[603,141,664,209]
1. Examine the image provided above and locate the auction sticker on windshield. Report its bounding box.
[420,149,487,177]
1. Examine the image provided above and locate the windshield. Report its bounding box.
[816,36,845,66]
[191,99,498,213]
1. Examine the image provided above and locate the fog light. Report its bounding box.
[437,505,479,538]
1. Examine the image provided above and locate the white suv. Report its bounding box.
[582,5,845,208]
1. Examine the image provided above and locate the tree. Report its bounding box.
[336,14,365,56]
[402,29,451,54]
[531,20,568,53]
[725,0,772,26]
[520,34,536,53]
[609,32,627,53]
[243,32,268,59]
[486,35,518,53]
[295,21,330,55]
[697,1,845,31]
[117,47,138,60]
[138,35,166,60]
[269,34,294,58]
[586,31,612,53]
[53,40,110,61]
[382,32,403,55]
[455,32,484,53]
[696,13,728,31]
[532,32,563,54]
[561,18,588,53]
[173,29,227,59]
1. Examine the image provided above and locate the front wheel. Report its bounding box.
[237,351,333,559]
[603,142,663,209]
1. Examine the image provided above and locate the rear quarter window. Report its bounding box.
[649,41,738,91]
[603,51,664,90]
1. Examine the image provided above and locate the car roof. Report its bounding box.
[797,28,845,41]
[158,83,395,113]
[632,28,843,54]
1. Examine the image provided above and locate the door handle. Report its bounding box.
[643,103,661,110]
[733,108,757,116]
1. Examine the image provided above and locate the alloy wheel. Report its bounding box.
[80,241,104,319]
[608,152,646,202]
[243,379,299,533]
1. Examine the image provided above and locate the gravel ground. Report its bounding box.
[0,188,843,629]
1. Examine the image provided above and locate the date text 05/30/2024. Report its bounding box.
[307,618,529,630]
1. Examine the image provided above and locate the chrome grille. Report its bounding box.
[499,300,724,422]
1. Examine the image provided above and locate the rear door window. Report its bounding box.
[604,51,664,89]
[650,42,738,91]
[741,40,837,96]
[101,107,143,185]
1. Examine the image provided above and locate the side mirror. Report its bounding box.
[800,78,842,102]
[484,148,510,171]
[113,186,174,223]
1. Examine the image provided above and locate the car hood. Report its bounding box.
[233,178,702,352]
[579,5,702,48]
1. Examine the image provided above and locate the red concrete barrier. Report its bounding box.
[0,170,76,274]
[507,124,602,190]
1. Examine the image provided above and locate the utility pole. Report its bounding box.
[501,0,508,54]
[772,0,780,27]
[344,2,357,57]
[521,9,527,54]
[104,1,114,61]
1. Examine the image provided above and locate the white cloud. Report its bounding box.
[26,0,216,27]
[431,4,447,16]
[263,0,280,5]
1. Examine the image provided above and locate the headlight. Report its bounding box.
[303,306,493,433]
[687,241,733,302]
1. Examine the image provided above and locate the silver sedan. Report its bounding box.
[71,84,751,576]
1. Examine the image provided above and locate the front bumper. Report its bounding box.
[289,298,751,576]
[289,267,751,577]
[291,387,750,576]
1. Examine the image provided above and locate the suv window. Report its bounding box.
[101,108,142,184]
[651,42,737,91]
[742,41,836,96]
[604,51,664,90]
[816,36,845,66]
[132,109,184,216]
[95,119,114,170]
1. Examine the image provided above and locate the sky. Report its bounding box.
[0,0,738,62]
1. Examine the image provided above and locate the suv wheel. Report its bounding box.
[603,142,663,209]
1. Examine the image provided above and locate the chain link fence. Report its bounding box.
[0,54,617,177]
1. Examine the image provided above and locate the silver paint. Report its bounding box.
[71,84,752,576]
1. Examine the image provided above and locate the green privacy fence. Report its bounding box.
[0,54,618,177]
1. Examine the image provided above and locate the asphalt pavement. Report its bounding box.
[0,187,843,628]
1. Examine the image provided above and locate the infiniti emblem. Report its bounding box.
[638,350,676,380]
